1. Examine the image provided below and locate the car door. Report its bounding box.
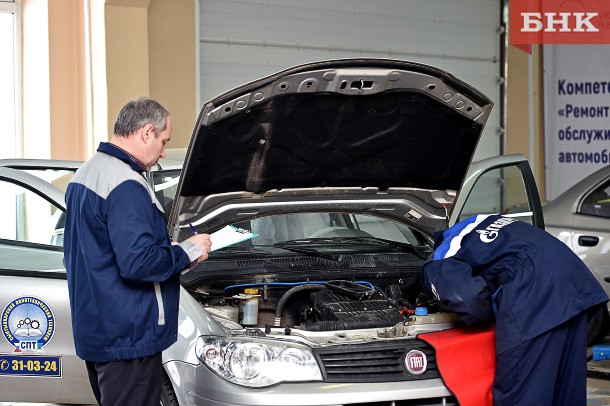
[0,167,95,403]
[568,178,610,286]
[449,154,544,229]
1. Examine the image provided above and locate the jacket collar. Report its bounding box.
[97,142,147,173]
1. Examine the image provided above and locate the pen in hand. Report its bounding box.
[183,223,212,271]
[180,223,207,275]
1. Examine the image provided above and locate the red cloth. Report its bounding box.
[418,326,496,406]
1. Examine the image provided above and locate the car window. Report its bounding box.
[14,168,75,192]
[151,169,181,221]
[458,165,535,225]
[580,180,610,218]
[242,212,427,247]
[0,179,64,246]
[351,213,427,245]
[0,178,65,272]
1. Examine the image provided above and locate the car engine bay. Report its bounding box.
[182,251,461,342]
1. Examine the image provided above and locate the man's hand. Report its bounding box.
[186,233,212,262]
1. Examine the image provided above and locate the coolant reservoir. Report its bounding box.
[408,311,461,325]
[239,288,260,326]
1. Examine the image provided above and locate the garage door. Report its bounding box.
[198,0,502,160]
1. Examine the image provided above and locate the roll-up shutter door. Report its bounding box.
[198,0,502,159]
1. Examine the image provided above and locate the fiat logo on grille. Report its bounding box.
[405,350,427,375]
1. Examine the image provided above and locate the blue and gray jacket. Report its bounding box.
[64,143,201,362]
[422,214,608,354]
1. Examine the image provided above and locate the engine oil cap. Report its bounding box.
[414,307,428,316]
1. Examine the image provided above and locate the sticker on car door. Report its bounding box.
[0,354,62,377]
[2,296,56,353]
[1,296,62,377]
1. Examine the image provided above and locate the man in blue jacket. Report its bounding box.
[64,97,212,406]
[422,214,608,405]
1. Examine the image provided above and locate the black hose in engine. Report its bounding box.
[274,284,325,327]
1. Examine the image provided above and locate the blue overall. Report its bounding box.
[422,214,608,405]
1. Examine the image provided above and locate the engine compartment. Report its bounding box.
[183,252,460,336]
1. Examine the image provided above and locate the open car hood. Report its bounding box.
[170,59,493,236]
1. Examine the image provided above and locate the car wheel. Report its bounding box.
[160,371,179,406]
[587,307,610,346]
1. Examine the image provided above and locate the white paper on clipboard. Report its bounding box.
[210,225,259,251]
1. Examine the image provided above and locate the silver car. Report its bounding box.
[0,59,543,405]
[544,165,610,345]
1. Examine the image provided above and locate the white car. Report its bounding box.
[543,165,610,345]
[0,59,543,405]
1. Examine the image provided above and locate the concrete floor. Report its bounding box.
[588,335,610,405]
[589,377,610,405]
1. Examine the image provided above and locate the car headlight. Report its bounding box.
[196,336,323,387]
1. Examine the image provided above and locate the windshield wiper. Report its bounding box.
[273,237,430,260]
[271,243,338,261]
[343,237,431,259]
[212,246,272,256]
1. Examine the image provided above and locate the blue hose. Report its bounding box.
[223,280,375,292]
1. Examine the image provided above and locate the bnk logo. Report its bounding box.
[509,1,610,53]
[521,12,598,33]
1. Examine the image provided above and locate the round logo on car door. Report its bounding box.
[1,297,55,353]
[405,350,427,375]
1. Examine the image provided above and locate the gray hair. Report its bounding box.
[113,97,170,137]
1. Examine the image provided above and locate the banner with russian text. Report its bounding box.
[543,44,610,201]
[511,1,610,54]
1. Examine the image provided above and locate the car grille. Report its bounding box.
[313,340,439,383]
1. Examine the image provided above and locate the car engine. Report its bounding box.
[182,252,460,337]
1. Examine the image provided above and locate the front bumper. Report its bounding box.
[164,360,455,406]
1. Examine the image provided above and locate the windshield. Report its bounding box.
[213,212,429,253]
